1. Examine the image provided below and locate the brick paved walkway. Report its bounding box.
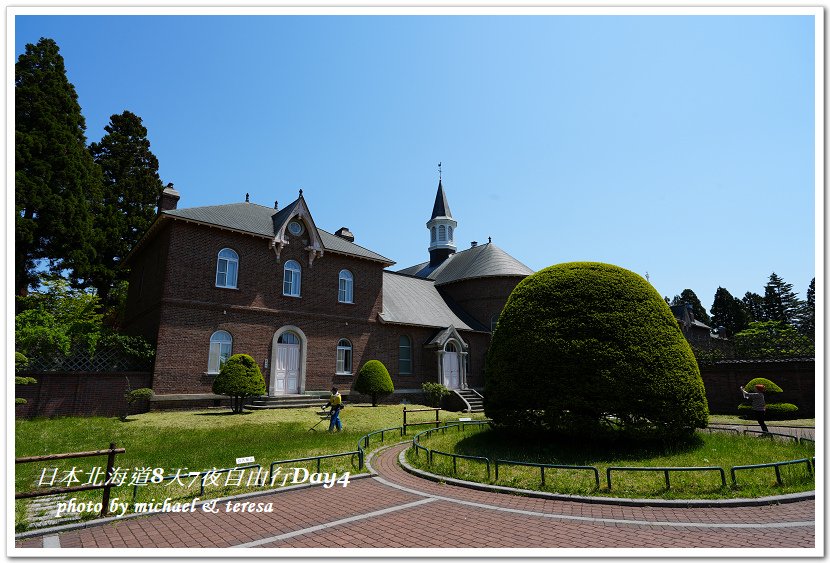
[15,440,816,551]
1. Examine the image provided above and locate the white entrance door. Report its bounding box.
[442,352,460,390]
[273,333,300,394]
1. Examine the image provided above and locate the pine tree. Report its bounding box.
[710,287,749,337]
[763,272,802,325]
[16,38,102,295]
[742,291,765,322]
[797,278,815,339]
[89,111,165,306]
[672,289,711,325]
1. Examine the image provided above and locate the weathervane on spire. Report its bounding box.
[438,162,442,182]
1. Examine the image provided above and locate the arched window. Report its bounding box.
[445,341,458,353]
[431,227,437,243]
[278,332,299,345]
[399,335,412,375]
[283,260,301,297]
[215,248,238,288]
[336,339,352,374]
[208,330,232,374]
[438,225,446,241]
[338,270,354,303]
[490,313,500,332]
[447,226,453,242]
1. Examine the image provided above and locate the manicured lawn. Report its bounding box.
[15,404,481,531]
[406,424,815,500]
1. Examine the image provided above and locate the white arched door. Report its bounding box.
[442,342,461,390]
[273,332,300,394]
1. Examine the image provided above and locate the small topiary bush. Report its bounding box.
[422,382,450,408]
[737,402,799,420]
[742,377,783,394]
[485,261,709,441]
[738,376,797,420]
[122,388,154,420]
[212,354,266,414]
[354,360,394,406]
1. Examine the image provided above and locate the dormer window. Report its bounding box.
[215,248,239,288]
[283,260,301,297]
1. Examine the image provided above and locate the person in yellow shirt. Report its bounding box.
[326,387,343,432]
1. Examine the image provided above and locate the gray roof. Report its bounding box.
[162,200,393,264]
[379,272,487,331]
[431,180,452,219]
[398,242,533,285]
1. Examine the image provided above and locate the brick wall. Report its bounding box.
[15,372,153,418]
[700,360,815,416]
[439,276,526,329]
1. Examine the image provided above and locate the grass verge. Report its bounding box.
[15,404,483,532]
[405,424,815,500]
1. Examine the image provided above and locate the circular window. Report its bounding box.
[288,221,304,236]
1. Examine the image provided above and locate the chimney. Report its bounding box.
[158,184,180,212]
[335,227,354,242]
[470,241,478,248]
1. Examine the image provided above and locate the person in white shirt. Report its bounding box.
[740,383,769,433]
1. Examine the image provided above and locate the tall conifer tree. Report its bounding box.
[15,37,102,295]
[763,272,802,325]
[710,287,749,336]
[742,291,766,322]
[89,111,165,305]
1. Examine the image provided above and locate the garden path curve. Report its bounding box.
[15,434,816,551]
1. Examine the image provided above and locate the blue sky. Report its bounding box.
[14,12,818,311]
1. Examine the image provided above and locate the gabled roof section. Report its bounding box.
[397,242,533,285]
[135,197,394,266]
[425,325,468,349]
[430,179,452,219]
[379,272,487,331]
[269,192,325,265]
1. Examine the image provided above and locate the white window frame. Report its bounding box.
[208,330,232,374]
[283,260,301,297]
[215,248,239,288]
[447,225,453,242]
[399,335,412,375]
[336,339,353,375]
[438,225,446,241]
[431,227,437,242]
[338,270,354,303]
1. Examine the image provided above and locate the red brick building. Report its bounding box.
[123,180,533,406]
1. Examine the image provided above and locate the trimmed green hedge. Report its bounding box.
[212,354,266,414]
[485,261,709,441]
[738,403,800,420]
[354,360,394,406]
[742,377,783,394]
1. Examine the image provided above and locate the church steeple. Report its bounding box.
[426,167,457,266]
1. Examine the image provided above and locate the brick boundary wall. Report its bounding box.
[700,360,815,417]
[15,372,153,418]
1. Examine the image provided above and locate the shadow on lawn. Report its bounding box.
[452,427,704,465]
[193,411,255,417]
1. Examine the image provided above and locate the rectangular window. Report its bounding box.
[284,271,295,296]
[216,261,227,287]
[399,336,412,375]
[336,347,352,374]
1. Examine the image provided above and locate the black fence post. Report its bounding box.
[100,442,117,517]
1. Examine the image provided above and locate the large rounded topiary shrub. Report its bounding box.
[485,262,709,440]
[354,360,394,406]
[212,354,266,414]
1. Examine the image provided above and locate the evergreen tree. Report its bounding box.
[742,291,766,322]
[15,38,102,295]
[89,111,165,306]
[797,278,815,339]
[710,287,749,337]
[672,289,711,325]
[763,272,802,325]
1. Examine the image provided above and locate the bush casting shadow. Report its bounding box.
[452,427,703,465]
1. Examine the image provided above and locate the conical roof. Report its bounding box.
[430,180,452,219]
